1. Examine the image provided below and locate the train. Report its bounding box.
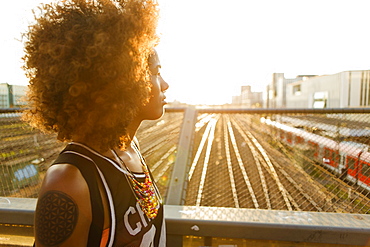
[0,157,41,195]
[260,117,370,192]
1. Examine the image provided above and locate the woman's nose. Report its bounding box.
[161,77,169,92]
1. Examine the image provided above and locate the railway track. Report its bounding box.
[185,114,337,212]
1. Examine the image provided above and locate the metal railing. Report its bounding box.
[1,107,370,246]
[0,198,369,246]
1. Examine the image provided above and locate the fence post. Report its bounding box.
[166,106,197,206]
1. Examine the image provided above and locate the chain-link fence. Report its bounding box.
[1,108,369,215]
[0,109,183,199]
[0,111,64,198]
[185,111,370,214]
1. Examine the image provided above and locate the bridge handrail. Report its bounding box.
[0,197,369,246]
[3,107,370,114]
[2,107,370,246]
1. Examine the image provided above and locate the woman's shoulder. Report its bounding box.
[42,163,88,191]
[38,164,91,212]
[34,164,92,246]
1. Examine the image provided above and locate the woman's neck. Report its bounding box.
[126,118,142,145]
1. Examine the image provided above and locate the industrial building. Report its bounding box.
[232,85,263,107]
[265,70,370,108]
[0,83,27,108]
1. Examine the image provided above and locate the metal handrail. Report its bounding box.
[196,107,370,114]
[0,198,369,246]
[3,107,370,114]
[2,106,370,246]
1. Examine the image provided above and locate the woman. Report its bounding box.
[22,0,168,246]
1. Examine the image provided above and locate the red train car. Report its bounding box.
[261,117,370,192]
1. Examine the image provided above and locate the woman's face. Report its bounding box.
[137,51,169,121]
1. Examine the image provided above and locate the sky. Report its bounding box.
[1,0,370,105]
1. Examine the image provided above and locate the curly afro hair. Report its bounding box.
[22,0,159,152]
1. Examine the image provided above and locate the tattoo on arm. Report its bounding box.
[35,191,79,246]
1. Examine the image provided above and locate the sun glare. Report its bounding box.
[2,0,370,105]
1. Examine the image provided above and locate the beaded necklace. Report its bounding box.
[111,144,161,219]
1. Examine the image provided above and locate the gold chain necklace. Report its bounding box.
[111,145,161,219]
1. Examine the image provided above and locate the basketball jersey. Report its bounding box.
[53,142,166,246]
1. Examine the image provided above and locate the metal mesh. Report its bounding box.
[185,112,370,214]
[0,111,183,199]
[136,112,184,201]
[0,112,65,198]
[1,109,370,214]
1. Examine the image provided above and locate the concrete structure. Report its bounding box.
[265,73,316,108]
[0,83,27,108]
[232,85,263,108]
[0,84,8,108]
[265,70,370,108]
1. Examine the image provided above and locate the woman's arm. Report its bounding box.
[34,164,92,247]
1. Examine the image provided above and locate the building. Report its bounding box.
[232,95,241,105]
[265,73,316,108]
[0,84,8,108]
[0,83,28,108]
[232,85,263,108]
[265,70,370,108]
